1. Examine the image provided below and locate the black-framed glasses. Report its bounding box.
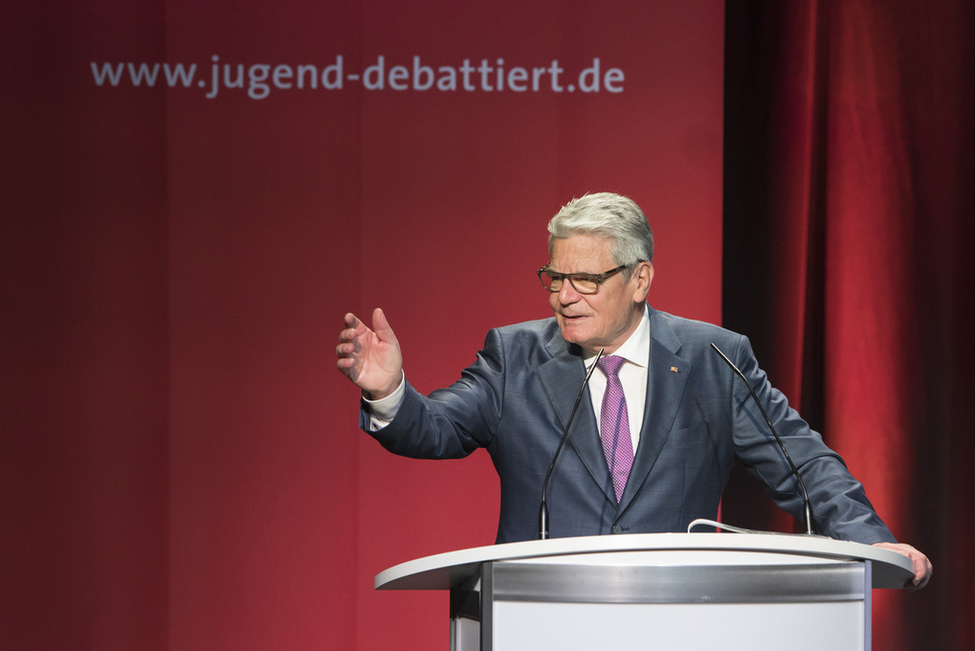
[537,264,634,295]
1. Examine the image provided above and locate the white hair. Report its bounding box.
[547,192,654,266]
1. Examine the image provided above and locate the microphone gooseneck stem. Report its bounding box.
[538,348,604,540]
[710,342,815,536]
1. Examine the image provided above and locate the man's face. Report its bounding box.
[548,234,653,354]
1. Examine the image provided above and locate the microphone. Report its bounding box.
[538,348,604,540]
[710,342,815,535]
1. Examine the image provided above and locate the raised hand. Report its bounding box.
[336,308,404,400]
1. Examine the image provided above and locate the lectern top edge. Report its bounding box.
[375,532,913,591]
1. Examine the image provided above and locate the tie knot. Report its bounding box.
[597,354,625,377]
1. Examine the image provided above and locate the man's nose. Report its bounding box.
[557,280,582,303]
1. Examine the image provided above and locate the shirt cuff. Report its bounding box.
[362,373,406,431]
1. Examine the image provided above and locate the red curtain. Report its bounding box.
[723,1,975,648]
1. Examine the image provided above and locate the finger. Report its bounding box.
[345,311,371,338]
[905,552,931,589]
[914,557,932,588]
[336,356,359,382]
[338,327,359,345]
[372,307,398,344]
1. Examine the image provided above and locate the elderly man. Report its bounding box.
[336,192,931,588]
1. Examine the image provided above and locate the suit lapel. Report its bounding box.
[536,329,616,505]
[618,309,690,514]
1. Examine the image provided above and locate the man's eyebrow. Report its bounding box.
[549,269,600,276]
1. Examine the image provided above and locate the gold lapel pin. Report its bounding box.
[670,366,679,373]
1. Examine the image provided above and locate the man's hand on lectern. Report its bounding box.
[873,542,932,589]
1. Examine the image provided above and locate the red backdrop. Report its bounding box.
[1,1,723,648]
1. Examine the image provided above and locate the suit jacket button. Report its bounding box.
[612,525,623,534]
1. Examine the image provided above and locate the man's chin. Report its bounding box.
[558,324,591,348]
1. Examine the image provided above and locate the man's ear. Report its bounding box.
[633,261,654,302]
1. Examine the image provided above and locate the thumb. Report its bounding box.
[372,307,398,344]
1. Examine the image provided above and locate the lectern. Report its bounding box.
[375,533,912,651]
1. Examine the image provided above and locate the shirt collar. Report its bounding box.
[584,305,650,369]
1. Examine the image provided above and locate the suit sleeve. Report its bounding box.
[360,328,506,459]
[728,334,897,544]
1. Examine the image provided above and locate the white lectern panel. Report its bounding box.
[494,601,864,650]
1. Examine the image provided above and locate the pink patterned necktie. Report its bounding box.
[597,355,634,502]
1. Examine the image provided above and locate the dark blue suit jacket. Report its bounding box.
[364,307,896,545]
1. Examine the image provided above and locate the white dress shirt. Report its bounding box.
[584,305,650,454]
